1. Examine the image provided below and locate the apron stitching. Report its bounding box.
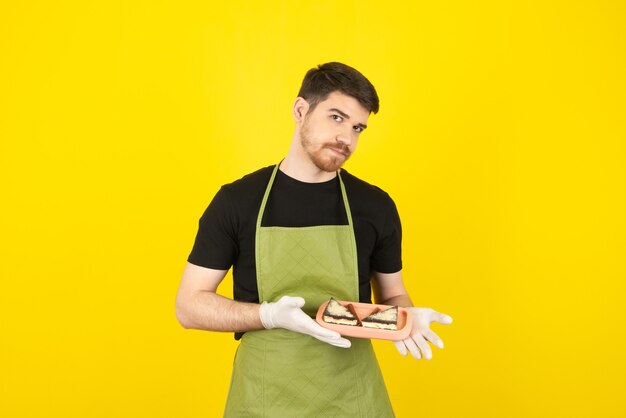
[353,341,364,418]
[282,362,326,412]
[262,339,266,418]
[314,367,361,416]
[265,230,353,281]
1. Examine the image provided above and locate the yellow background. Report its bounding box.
[1,1,625,417]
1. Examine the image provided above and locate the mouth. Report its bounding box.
[326,146,349,158]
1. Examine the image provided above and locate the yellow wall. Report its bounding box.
[1,1,625,417]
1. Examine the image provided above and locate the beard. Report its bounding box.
[300,119,351,172]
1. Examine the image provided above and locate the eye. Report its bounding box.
[331,114,343,122]
[353,126,364,133]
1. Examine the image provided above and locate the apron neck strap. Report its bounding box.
[256,163,353,230]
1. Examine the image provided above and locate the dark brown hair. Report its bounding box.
[297,62,379,114]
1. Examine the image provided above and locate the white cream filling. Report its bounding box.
[361,321,397,330]
[323,316,358,326]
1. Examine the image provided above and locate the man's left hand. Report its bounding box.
[393,307,453,360]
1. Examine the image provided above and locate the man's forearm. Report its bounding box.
[378,294,413,308]
[176,290,264,332]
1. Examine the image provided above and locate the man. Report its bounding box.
[176,62,453,417]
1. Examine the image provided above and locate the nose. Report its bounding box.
[336,127,352,147]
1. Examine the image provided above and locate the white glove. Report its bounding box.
[394,307,453,360]
[259,296,351,348]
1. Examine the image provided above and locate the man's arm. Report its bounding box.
[175,262,351,347]
[371,270,413,307]
[175,262,264,332]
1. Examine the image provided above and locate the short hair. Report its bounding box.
[297,62,379,114]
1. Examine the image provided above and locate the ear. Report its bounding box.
[292,97,310,122]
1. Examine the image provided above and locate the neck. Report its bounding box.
[280,137,338,183]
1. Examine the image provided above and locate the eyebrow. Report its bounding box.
[328,108,368,130]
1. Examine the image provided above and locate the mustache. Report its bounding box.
[325,144,350,156]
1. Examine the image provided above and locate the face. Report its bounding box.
[297,91,370,172]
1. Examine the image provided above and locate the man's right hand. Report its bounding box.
[259,296,351,348]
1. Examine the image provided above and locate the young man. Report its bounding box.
[176,62,452,417]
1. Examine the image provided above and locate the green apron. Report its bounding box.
[223,164,395,417]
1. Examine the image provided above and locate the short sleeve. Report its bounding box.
[187,187,239,270]
[370,196,402,273]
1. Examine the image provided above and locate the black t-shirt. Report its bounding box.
[188,165,403,321]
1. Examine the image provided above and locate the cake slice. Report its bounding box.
[322,298,359,326]
[361,306,399,330]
